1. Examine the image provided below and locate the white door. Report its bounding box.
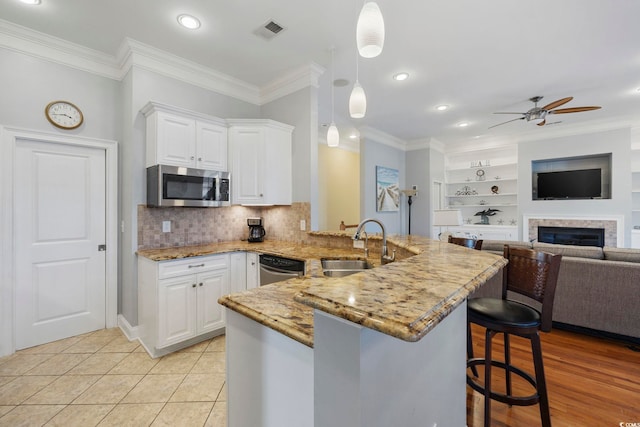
[14,139,106,349]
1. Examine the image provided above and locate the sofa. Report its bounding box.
[470,240,640,343]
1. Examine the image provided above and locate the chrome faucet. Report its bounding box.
[353,218,396,265]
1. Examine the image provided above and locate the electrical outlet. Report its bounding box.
[353,239,365,249]
[299,219,306,231]
[162,221,171,233]
[412,184,418,191]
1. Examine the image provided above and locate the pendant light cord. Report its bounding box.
[331,48,335,123]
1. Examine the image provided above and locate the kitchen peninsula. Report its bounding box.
[218,233,507,427]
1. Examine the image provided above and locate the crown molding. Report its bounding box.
[359,126,407,151]
[260,62,325,105]
[405,137,445,152]
[116,38,261,105]
[0,19,320,106]
[0,18,120,79]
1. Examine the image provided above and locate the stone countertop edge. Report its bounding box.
[218,296,314,348]
[139,234,507,346]
[294,259,506,342]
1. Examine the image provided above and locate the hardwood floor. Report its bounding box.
[466,324,640,426]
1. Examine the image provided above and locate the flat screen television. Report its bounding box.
[535,168,602,200]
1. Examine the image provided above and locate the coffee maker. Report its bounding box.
[247,217,265,243]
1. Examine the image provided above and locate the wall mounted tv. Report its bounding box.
[535,168,602,200]
[531,153,611,200]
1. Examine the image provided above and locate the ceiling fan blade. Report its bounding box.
[542,96,573,111]
[548,106,601,114]
[493,112,526,115]
[537,119,546,126]
[488,117,525,129]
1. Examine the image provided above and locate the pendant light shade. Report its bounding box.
[327,123,340,147]
[356,2,385,58]
[349,81,367,118]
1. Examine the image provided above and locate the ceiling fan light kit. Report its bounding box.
[356,1,385,58]
[490,95,601,129]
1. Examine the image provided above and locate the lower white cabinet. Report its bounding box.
[246,252,259,289]
[448,225,518,241]
[138,253,229,358]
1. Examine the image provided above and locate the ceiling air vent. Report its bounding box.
[254,20,286,40]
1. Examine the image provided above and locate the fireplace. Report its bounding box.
[538,226,605,247]
[524,215,623,248]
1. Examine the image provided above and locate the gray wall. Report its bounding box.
[0,49,120,139]
[360,139,405,234]
[518,128,632,245]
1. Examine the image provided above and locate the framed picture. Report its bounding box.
[376,166,400,212]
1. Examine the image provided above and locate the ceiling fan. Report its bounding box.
[489,96,601,129]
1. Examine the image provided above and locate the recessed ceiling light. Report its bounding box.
[393,73,409,81]
[457,122,469,128]
[19,0,41,4]
[349,133,358,139]
[435,105,449,111]
[177,14,201,30]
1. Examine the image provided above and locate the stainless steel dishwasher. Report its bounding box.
[259,254,306,285]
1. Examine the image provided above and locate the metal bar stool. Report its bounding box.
[448,236,483,250]
[467,245,562,427]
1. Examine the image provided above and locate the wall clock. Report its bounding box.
[45,100,84,129]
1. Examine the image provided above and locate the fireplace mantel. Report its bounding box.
[522,214,624,248]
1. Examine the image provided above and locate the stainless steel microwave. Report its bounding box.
[147,164,230,207]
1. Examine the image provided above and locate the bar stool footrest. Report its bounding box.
[467,358,541,407]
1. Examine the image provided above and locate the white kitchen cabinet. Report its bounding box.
[228,119,294,205]
[229,252,259,293]
[142,102,228,170]
[138,253,229,358]
[229,252,247,294]
[448,225,518,241]
[246,252,259,290]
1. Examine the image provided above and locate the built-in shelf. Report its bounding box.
[443,147,519,235]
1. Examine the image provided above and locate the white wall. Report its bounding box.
[518,128,632,245]
[360,139,405,234]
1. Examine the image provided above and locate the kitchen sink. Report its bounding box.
[321,259,373,277]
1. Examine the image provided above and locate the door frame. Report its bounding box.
[0,126,118,357]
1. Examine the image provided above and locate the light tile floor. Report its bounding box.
[0,328,227,426]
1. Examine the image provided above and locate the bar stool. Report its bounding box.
[448,235,484,377]
[448,236,483,250]
[467,245,562,427]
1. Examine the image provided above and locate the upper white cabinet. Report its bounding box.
[142,102,228,170]
[228,119,294,205]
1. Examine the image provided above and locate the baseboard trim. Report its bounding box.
[117,314,139,341]
[553,321,640,346]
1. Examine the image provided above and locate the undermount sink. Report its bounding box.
[321,259,374,277]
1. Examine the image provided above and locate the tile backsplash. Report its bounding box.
[138,202,311,250]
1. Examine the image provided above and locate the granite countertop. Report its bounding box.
[139,234,506,348]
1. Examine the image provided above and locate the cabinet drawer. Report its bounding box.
[158,254,228,279]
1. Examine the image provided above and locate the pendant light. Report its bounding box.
[349,46,367,118]
[356,1,385,58]
[327,48,340,147]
